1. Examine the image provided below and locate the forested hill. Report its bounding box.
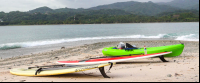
[28,1,180,16]
[0,10,198,26]
[28,6,54,14]
[28,7,131,16]
[27,0,199,16]
[157,0,199,10]
[0,0,199,25]
[89,1,179,16]
[28,6,87,14]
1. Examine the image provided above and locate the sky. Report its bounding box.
[0,0,173,12]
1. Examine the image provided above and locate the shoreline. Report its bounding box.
[0,39,199,82]
[1,22,199,26]
[0,38,199,59]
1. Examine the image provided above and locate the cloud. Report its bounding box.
[0,0,173,12]
[0,0,66,12]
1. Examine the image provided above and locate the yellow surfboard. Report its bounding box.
[10,63,112,78]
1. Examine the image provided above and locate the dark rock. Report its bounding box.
[175,73,182,77]
[167,74,172,77]
[61,47,65,49]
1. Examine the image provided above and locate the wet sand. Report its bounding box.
[0,39,199,82]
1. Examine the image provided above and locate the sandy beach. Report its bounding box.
[0,39,199,82]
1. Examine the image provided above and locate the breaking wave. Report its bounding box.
[175,34,199,41]
[0,34,198,50]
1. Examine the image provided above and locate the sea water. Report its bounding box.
[0,22,199,50]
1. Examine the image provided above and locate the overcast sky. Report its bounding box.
[0,0,173,12]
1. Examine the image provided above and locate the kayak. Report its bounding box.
[102,43,184,57]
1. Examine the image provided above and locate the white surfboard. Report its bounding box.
[57,52,172,65]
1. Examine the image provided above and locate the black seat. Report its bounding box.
[126,43,138,49]
[124,43,139,51]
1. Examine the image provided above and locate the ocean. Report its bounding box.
[0,22,199,50]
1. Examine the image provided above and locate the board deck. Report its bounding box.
[57,52,172,65]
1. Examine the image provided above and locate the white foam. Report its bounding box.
[175,34,199,41]
[0,34,198,50]
[0,34,162,48]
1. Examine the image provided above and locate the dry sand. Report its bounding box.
[0,40,199,82]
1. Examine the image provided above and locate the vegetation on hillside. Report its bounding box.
[0,0,199,26]
[0,11,198,25]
